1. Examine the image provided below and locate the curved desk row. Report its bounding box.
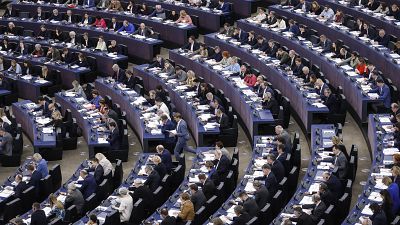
[94,78,165,152]
[20,160,89,224]
[73,153,152,224]
[55,92,110,158]
[12,2,197,46]
[314,0,400,38]
[343,114,397,224]
[12,100,57,152]
[144,147,218,224]
[270,5,400,86]
[133,64,220,147]
[205,135,277,224]
[271,124,337,224]
[235,19,380,123]
[0,34,128,77]
[168,49,276,140]
[0,159,32,208]
[134,0,229,31]
[0,17,162,62]
[202,34,329,133]
[0,52,90,99]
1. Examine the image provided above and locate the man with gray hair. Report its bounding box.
[301,194,327,223]
[144,165,160,192]
[0,128,13,157]
[213,148,230,181]
[32,153,48,178]
[129,178,153,211]
[64,183,85,214]
[112,187,133,222]
[274,125,292,151]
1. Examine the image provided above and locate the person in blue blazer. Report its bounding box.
[232,27,248,43]
[160,114,176,152]
[27,164,42,197]
[83,0,95,7]
[90,90,103,109]
[288,19,300,36]
[216,0,230,13]
[77,169,97,199]
[369,79,391,109]
[171,113,195,159]
[117,20,135,34]
[293,0,310,12]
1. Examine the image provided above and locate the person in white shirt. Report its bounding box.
[68,31,76,45]
[318,5,335,20]
[95,36,107,51]
[95,153,113,176]
[144,97,170,116]
[112,187,133,222]
[269,16,286,29]
[253,8,266,22]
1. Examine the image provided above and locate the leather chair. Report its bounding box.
[49,164,62,192]
[63,205,78,224]
[83,193,97,214]
[39,132,63,161]
[217,115,238,147]
[1,133,23,167]
[21,186,36,213]
[113,159,123,189]
[105,129,129,162]
[152,186,166,209]
[258,203,273,224]
[38,174,53,202]
[287,166,299,198]
[281,96,291,128]
[96,179,112,203]
[290,144,301,169]
[327,94,347,126]
[270,190,284,217]
[104,209,121,225]
[62,118,78,150]
[47,70,62,96]
[223,171,235,199]
[171,164,185,189]
[48,217,63,225]
[230,158,239,186]
[0,198,22,224]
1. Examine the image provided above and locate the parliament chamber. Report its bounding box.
[0,0,399,224]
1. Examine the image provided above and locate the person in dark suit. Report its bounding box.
[64,183,85,214]
[107,121,120,150]
[112,64,125,83]
[323,88,340,114]
[359,23,376,39]
[160,114,176,152]
[322,172,343,198]
[294,0,310,11]
[318,183,336,206]
[63,10,77,23]
[48,9,62,21]
[216,109,230,130]
[30,203,48,225]
[144,165,161,192]
[149,55,165,68]
[160,208,176,225]
[276,144,287,165]
[369,79,391,109]
[375,29,390,47]
[390,103,400,123]
[367,0,379,10]
[298,25,310,39]
[3,4,17,18]
[13,174,28,198]
[289,206,315,225]
[253,180,270,209]
[231,205,251,225]
[61,48,73,64]
[77,169,97,199]
[329,145,348,179]
[189,184,207,212]
[317,35,332,53]
[267,154,285,182]
[89,158,104,185]
[108,17,122,31]
[122,70,135,89]
[252,36,269,51]
[152,155,167,178]
[302,194,327,223]
[292,58,304,76]
[363,203,387,225]
[80,33,93,48]
[216,0,230,12]
[213,149,230,182]
[288,20,300,36]
[198,173,216,200]
[0,128,12,156]
[262,92,279,116]
[27,164,41,197]
[72,53,89,68]
[36,25,51,40]
[14,41,28,55]
[171,113,195,159]
[129,178,153,212]
[156,145,173,173]
[255,164,278,195]
[232,27,248,43]
[107,40,120,54]
[183,36,200,52]
[32,96,51,117]
[315,79,329,101]
[46,46,61,61]
[133,23,154,37]
[246,31,257,46]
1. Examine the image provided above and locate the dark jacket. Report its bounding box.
[144,170,161,192]
[78,174,97,199]
[31,209,48,225]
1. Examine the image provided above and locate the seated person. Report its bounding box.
[108,40,120,54]
[133,23,154,37]
[107,0,124,11]
[92,16,107,29]
[8,60,21,74]
[89,90,103,109]
[48,9,62,21]
[176,10,192,24]
[107,121,120,150]
[72,53,89,67]
[37,25,51,39]
[262,92,279,115]
[148,5,166,18]
[117,20,135,33]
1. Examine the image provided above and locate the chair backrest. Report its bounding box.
[84,193,97,213]
[21,186,36,212]
[49,164,62,192]
[104,209,121,225]
[4,198,22,222]
[113,159,123,189]
[63,205,78,224]
[39,174,53,202]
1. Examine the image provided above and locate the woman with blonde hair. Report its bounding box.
[186,70,196,87]
[69,80,87,98]
[95,153,113,176]
[176,10,192,24]
[49,193,65,219]
[382,176,400,215]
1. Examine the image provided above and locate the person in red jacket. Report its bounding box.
[244,73,257,87]
[92,16,107,29]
